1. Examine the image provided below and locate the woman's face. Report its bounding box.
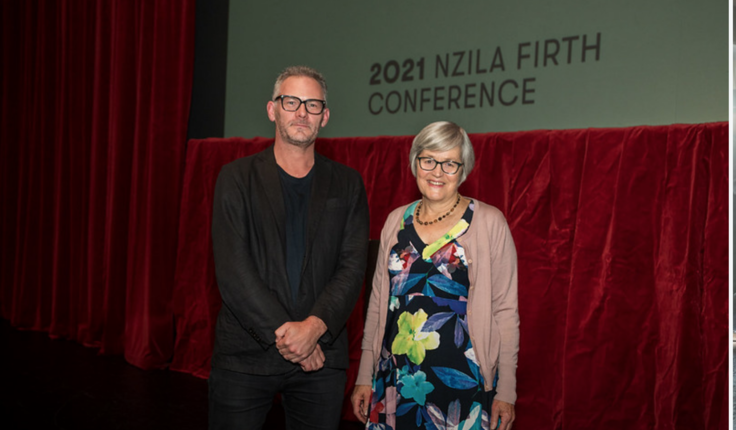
[415,146,463,205]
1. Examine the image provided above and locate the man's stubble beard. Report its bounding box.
[275,111,320,148]
[278,125,317,148]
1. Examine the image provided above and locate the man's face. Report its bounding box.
[267,76,330,148]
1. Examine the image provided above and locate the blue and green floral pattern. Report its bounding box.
[368,201,495,430]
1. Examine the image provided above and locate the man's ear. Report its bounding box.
[320,108,330,128]
[267,101,276,122]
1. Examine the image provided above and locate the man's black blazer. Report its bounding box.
[211,145,370,375]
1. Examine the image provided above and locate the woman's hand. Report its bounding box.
[491,399,515,430]
[351,384,372,423]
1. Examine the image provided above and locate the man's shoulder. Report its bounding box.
[316,153,364,184]
[222,146,273,171]
[216,147,274,184]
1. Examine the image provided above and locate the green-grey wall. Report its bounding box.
[224,0,727,138]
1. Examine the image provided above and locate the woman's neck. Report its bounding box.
[420,194,460,219]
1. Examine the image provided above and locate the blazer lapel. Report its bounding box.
[255,146,286,247]
[304,154,332,264]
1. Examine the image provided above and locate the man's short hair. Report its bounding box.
[272,66,328,101]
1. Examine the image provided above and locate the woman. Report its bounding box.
[351,121,519,430]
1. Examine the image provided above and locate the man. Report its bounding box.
[209,66,370,430]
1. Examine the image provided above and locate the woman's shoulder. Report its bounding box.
[469,197,509,239]
[382,201,414,229]
[386,201,418,220]
[376,203,413,243]
[463,199,515,250]
[467,198,509,227]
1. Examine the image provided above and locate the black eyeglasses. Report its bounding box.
[417,157,464,175]
[274,95,326,115]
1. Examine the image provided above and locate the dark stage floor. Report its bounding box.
[0,318,363,430]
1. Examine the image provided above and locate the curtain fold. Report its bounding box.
[0,0,195,369]
[171,123,727,429]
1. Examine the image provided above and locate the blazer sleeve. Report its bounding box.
[211,163,292,348]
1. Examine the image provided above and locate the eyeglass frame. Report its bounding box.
[273,95,327,115]
[416,156,464,175]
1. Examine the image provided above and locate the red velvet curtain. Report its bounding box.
[0,0,195,369]
[172,123,728,429]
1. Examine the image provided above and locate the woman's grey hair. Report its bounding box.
[409,121,475,184]
[272,66,328,101]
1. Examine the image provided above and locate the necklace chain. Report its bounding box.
[415,195,461,226]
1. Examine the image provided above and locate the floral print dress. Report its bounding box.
[367,200,494,430]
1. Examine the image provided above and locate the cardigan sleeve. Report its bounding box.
[487,207,519,404]
[355,207,403,386]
